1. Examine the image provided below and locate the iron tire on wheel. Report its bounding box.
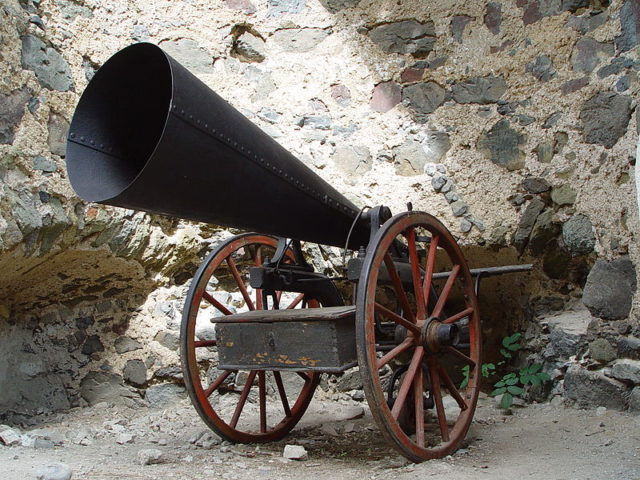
[181,233,326,443]
[356,211,482,462]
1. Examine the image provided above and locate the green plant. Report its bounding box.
[491,364,551,408]
[459,332,550,409]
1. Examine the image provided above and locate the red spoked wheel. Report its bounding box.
[181,233,328,442]
[356,211,481,462]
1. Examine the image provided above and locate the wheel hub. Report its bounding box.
[421,317,459,352]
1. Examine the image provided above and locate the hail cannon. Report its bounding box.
[66,43,530,462]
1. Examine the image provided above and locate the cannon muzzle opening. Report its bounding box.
[66,43,369,249]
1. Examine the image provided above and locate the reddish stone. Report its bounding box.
[560,77,590,94]
[370,81,401,113]
[400,67,424,83]
[484,2,502,35]
[331,84,351,106]
[225,0,256,14]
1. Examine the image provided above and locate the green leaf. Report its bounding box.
[507,385,524,395]
[500,392,513,409]
[502,333,522,347]
[529,364,542,374]
[507,343,522,351]
[494,380,506,388]
[500,349,512,359]
[520,374,531,385]
[505,373,517,379]
[530,376,541,387]
[537,372,551,381]
[506,377,519,386]
[491,387,507,396]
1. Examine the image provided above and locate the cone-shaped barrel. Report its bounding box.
[66,43,369,249]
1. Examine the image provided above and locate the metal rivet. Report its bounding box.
[181,110,185,115]
[90,140,95,145]
[69,133,75,138]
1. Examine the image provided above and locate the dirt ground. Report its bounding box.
[2,392,639,480]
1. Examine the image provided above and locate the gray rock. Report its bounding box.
[451,200,468,217]
[131,24,150,42]
[0,87,30,144]
[158,39,213,73]
[195,431,221,448]
[47,113,69,157]
[589,338,617,364]
[431,175,447,192]
[332,145,371,175]
[522,177,549,194]
[518,114,536,126]
[21,35,73,91]
[155,330,179,351]
[526,55,556,81]
[267,0,305,15]
[392,140,428,176]
[300,115,331,130]
[35,463,72,480]
[283,444,308,460]
[450,15,472,43]
[567,11,608,34]
[80,371,138,406]
[563,365,628,410]
[336,370,362,392]
[0,427,22,446]
[615,0,640,53]
[145,383,185,408]
[331,84,351,106]
[115,336,142,354]
[560,76,590,94]
[153,366,183,381]
[57,0,92,20]
[367,20,436,58]
[232,31,266,63]
[583,257,637,320]
[579,92,632,148]
[611,359,640,384]
[571,37,614,73]
[272,28,331,52]
[529,209,559,254]
[402,82,445,115]
[137,448,165,465]
[617,336,640,360]
[562,214,595,256]
[543,111,562,129]
[535,142,554,163]
[459,218,473,233]
[445,191,459,203]
[630,386,640,411]
[370,81,401,113]
[477,119,525,171]
[319,0,360,12]
[123,360,147,387]
[423,130,451,163]
[546,308,591,359]
[33,156,57,173]
[551,184,576,206]
[513,198,545,252]
[484,2,502,35]
[451,75,507,104]
[82,335,104,355]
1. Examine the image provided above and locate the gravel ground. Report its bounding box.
[1,392,639,480]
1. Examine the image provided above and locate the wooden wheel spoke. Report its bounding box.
[254,248,264,310]
[445,346,476,367]
[377,337,413,369]
[273,372,292,417]
[375,303,420,337]
[391,347,424,419]
[383,253,416,324]
[438,367,468,411]
[226,257,255,311]
[442,307,474,325]
[194,340,216,348]
[202,291,233,316]
[428,358,450,442]
[406,227,426,319]
[296,371,312,382]
[414,364,425,447]
[204,370,232,398]
[422,234,439,311]
[230,370,257,428]
[258,371,267,433]
[286,293,305,310]
[431,264,460,319]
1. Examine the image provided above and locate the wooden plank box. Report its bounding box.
[215,306,357,373]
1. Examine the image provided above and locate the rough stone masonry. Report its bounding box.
[0,0,638,419]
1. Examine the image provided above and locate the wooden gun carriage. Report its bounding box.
[66,43,531,462]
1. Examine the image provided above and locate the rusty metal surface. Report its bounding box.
[65,43,370,249]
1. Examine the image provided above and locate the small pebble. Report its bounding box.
[137,448,165,465]
[283,444,308,460]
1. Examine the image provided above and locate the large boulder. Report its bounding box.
[582,257,637,320]
[563,365,628,410]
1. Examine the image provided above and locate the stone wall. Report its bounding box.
[0,0,639,417]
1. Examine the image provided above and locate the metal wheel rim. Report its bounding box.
[356,212,481,462]
[181,233,321,443]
